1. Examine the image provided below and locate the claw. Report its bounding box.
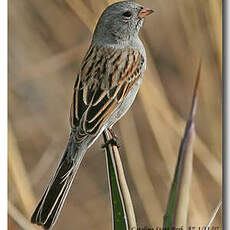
[102,128,120,148]
[101,137,120,149]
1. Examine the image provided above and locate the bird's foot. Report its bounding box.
[101,137,120,149]
[101,128,120,148]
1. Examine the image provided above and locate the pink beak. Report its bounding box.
[138,8,154,19]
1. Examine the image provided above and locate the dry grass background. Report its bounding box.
[8,0,222,229]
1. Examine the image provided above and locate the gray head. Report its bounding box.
[92,1,153,44]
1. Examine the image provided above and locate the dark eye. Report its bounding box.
[123,11,132,18]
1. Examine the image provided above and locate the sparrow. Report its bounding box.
[31,1,153,229]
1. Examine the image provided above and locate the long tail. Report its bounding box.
[31,133,86,229]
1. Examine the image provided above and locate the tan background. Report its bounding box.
[8,0,222,229]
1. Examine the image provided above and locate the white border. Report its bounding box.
[0,0,8,229]
[225,0,229,229]
[1,1,226,230]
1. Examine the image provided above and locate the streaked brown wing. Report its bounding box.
[70,45,144,143]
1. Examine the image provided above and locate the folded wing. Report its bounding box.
[70,45,145,143]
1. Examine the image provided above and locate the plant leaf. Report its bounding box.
[206,200,222,228]
[103,129,136,230]
[163,62,201,228]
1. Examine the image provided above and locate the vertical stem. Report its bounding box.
[103,129,136,230]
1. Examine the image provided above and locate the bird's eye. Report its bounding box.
[123,11,132,18]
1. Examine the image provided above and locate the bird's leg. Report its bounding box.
[101,128,120,148]
[108,128,120,148]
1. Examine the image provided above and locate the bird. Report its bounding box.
[31,1,153,229]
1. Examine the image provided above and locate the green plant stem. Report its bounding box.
[103,129,136,230]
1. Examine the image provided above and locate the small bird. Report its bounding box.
[31,1,153,229]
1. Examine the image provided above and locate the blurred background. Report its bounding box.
[8,0,222,229]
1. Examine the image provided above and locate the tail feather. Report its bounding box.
[31,134,85,229]
[43,168,76,229]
